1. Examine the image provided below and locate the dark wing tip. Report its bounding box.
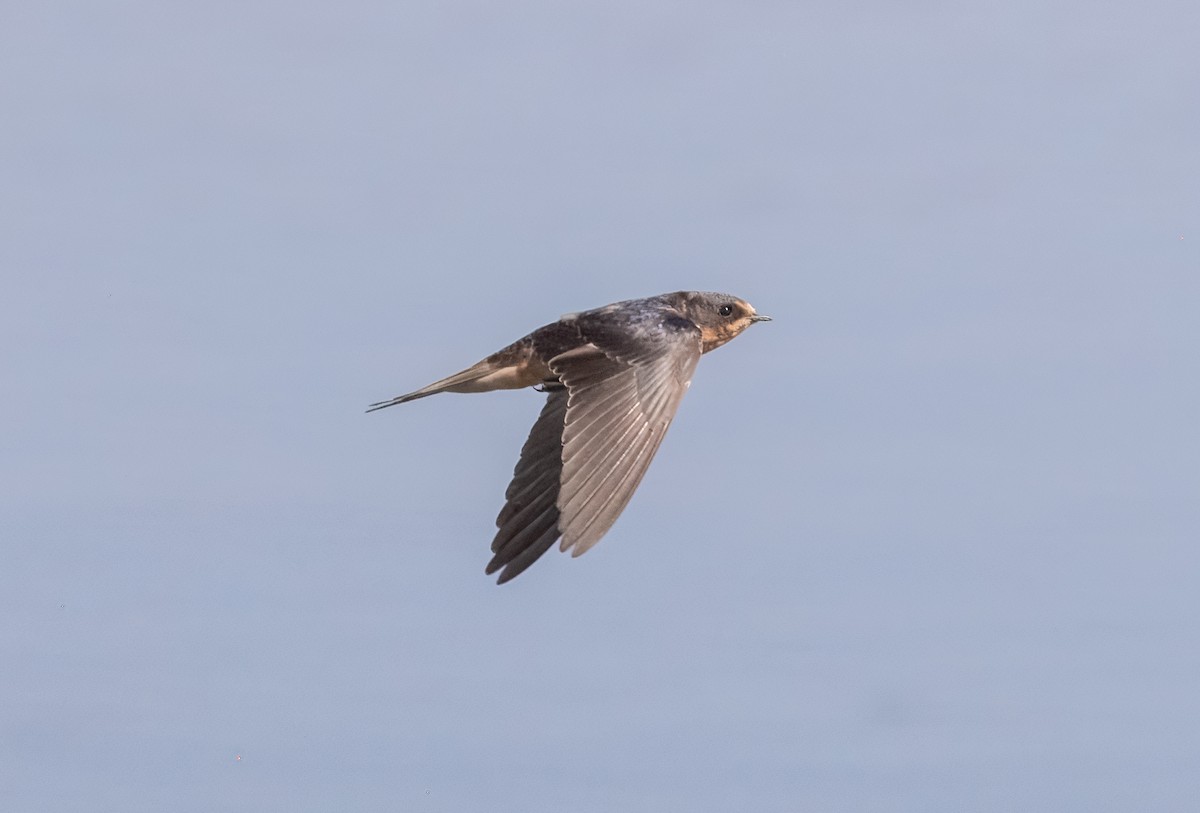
[486,527,559,584]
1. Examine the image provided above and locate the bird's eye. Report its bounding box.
[718,304,734,317]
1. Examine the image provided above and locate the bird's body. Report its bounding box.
[369,291,769,583]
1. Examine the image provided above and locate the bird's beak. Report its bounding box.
[750,314,772,323]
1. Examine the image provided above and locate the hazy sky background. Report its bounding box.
[3,2,1198,811]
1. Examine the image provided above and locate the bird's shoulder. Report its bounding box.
[564,297,701,362]
[527,297,699,364]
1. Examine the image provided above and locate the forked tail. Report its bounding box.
[365,360,500,413]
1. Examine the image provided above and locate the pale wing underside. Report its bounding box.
[553,341,700,556]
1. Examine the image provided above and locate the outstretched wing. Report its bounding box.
[552,325,701,557]
[486,311,702,583]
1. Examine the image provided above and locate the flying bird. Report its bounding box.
[368,291,770,583]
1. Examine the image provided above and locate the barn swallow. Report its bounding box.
[368,291,770,583]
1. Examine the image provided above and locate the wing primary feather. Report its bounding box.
[560,425,658,553]
[491,500,559,563]
[495,467,559,529]
[487,389,568,577]
[557,412,647,511]
[492,524,561,584]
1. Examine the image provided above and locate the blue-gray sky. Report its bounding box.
[2,2,1198,811]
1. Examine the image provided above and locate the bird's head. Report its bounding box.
[673,291,771,353]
